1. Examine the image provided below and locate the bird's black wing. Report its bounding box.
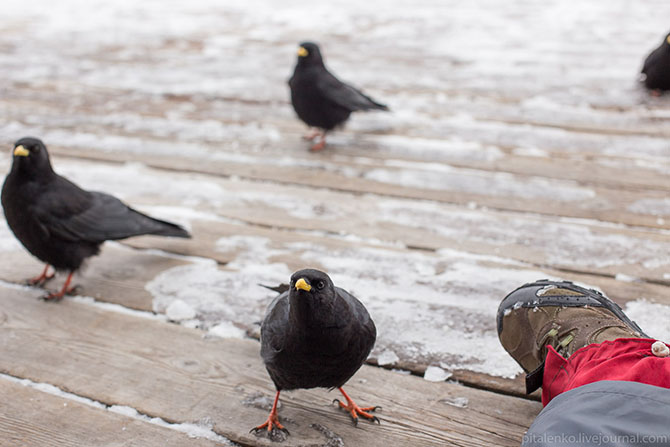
[642,46,663,74]
[316,71,388,112]
[260,293,290,362]
[335,287,377,346]
[34,176,189,243]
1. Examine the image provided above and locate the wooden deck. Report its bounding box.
[1,0,670,445]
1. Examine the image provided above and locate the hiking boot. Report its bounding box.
[497,279,647,393]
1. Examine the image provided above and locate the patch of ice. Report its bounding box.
[233,190,343,220]
[70,296,166,322]
[376,350,400,366]
[512,147,549,158]
[146,238,291,330]
[615,273,638,283]
[109,405,140,418]
[2,374,106,409]
[0,373,237,444]
[56,161,228,207]
[367,135,504,163]
[424,366,452,382]
[628,198,670,217]
[364,165,595,201]
[208,321,246,339]
[374,198,670,269]
[625,300,670,343]
[439,396,469,408]
[166,300,197,321]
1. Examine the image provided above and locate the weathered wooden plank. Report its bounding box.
[3,152,665,284]
[0,379,226,447]
[44,145,669,233]
[0,244,189,312]
[0,285,543,447]
[3,103,669,199]
[1,226,667,401]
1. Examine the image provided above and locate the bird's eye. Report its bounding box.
[316,281,325,290]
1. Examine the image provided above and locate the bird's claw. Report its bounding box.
[249,426,290,436]
[25,270,55,287]
[250,415,290,439]
[309,140,326,151]
[40,292,65,302]
[40,284,78,301]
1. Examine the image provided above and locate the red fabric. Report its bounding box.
[542,338,670,406]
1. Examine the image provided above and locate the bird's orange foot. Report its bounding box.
[302,129,321,141]
[250,413,290,438]
[333,392,381,426]
[41,286,76,301]
[26,265,55,287]
[41,273,76,301]
[310,138,326,152]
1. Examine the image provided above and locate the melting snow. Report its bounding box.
[424,366,452,382]
[146,235,552,377]
[0,373,237,445]
[208,321,247,339]
[166,300,197,321]
[625,300,670,343]
[439,396,469,408]
[376,350,400,366]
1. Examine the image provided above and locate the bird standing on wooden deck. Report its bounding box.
[289,42,389,151]
[1,137,191,300]
[252,268,379,438]
[641,31,670,93]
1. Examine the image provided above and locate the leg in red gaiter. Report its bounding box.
[542,338,670,405]
[497,280,670,447]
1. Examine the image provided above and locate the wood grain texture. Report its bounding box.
[0,244,188,312]
[0,379,226,447]
[0,285,542,447]
[49,146,670,231]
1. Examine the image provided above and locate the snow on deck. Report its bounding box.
[1,0,670,385]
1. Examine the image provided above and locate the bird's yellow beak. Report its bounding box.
[295,278,311,292]
[667,35,670,45]
[297,46,308,57]
[13,145,29,157]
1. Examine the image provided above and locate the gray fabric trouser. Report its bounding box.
[522,380,670,447]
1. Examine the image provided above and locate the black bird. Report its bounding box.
[252,268,378,437]
[641,31,670,92]
[1,137,191,300]
[288,42,389,151]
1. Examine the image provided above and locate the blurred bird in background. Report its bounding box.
[1,137,191,300]
[289,42,389,151]
[641,31,670,93]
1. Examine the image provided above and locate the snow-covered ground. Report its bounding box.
[0,0,669,383]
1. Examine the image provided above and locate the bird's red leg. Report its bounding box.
[302,128,321,141]
[26,264,54,286]
[333,387,380,425]
[310,132,326,151]
[250,390,290,436]
[43,271,76,301]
